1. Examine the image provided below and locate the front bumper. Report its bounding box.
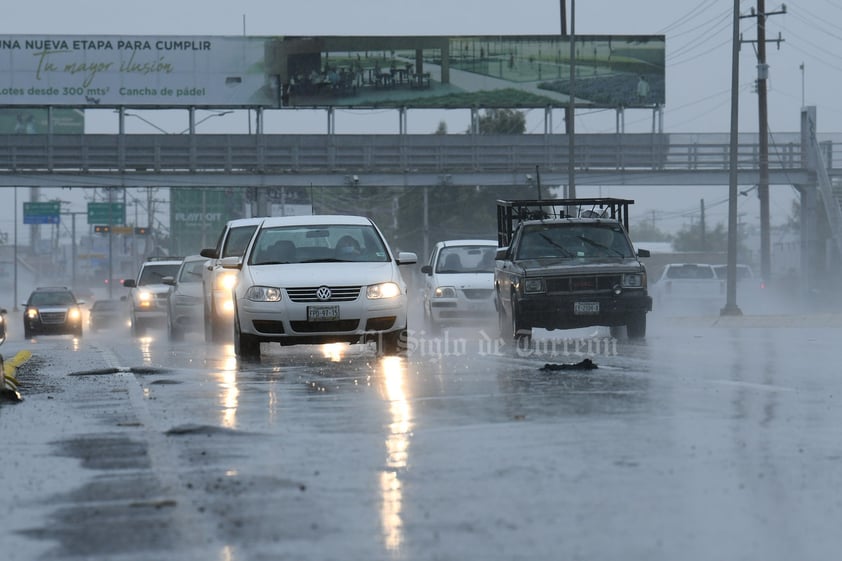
[236,294,408,345]
[517,290,652,329]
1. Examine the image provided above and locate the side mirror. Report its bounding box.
[162,276,176,286]
[396,252,417,265]
[420,265,432,275]
[200,248,218,259]
[123,279,137,288]
[495,247,508,260]
[637,248,650,258]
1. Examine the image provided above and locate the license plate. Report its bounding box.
[308,305,339,321]
[574,302,600,315]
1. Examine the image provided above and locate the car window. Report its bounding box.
[249,224,389,264]
[666,265,715,279]
[222,225,259,258]
[435,246,496,273]
[517,224,633,259]
[178,260,206,282]
[138,264,182,285]
[30,291,75,306]
[92,300,120,311]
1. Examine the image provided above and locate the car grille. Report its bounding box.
[40,311,67,324]
[546,274,622,293]
[290,319,360,333]
[286,286,361,302]
[462,288,493,300]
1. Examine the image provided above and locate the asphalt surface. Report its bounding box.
[2,308,842,560]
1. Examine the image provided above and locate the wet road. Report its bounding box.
[2,310,842,560]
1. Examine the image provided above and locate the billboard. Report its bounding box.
[169,188,245,256]
[0,34,664,110]
[0,108,83,133]
[0,35,277,107]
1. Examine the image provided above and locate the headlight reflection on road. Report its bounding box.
[139,336,153,365]
[321,342,348,362]
[379,355,412,552]
[216,345,240,429]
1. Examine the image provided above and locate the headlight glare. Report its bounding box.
[217,271,238,291]
[434,286,457,298]
[367,282,401,299]
[245,286,282,302]
[27,308,39,319]
[68,307,82,321]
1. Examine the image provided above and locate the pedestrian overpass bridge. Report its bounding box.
[2,107,841,288]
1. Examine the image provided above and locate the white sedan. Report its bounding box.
[224,215,417,359]
[421,239,498,332]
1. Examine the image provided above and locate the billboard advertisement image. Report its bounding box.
[0,34,664,110]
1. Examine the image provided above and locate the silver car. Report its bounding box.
[421,240,498,332]
[225,215,417,359]
[164,255,207,341]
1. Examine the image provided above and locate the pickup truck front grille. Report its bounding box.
[546,274,622,293]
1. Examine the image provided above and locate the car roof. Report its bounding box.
[521,218,621,227]
[140,259,183,266]
[226,217,266,227]
[181,254,207,263]
[438,239,498,248]
[34,286,72,292]
[258,215,373,228]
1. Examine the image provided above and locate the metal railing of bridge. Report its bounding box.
[1,132,840,176]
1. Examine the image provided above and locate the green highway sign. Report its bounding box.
[23,201,61,224]
[87,202,125,225]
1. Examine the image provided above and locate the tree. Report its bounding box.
[673,222,728,252]
[632,220,672,243]
[470,109,526,134]
[434,121,447,135]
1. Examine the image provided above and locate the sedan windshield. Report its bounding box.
[249,224,390,265]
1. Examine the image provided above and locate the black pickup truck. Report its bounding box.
[494,198,652,342]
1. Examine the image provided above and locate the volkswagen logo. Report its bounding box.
[316,286,332,301]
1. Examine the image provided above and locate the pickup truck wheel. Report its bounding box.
[626,313,647,339]
[497,293,511,339]
[510,296,532,348]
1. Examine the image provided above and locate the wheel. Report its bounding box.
[24,325,32,339]
[423,304,441,336]
[210,313,227,342]
[168,315,183,342]
[233,313,260,359]
[497,290,511,339]
[74,327,83,338]
[377,328,406,356]
[609,325,625,338]
[131,315,145,337]
[510,296,532,349]
[626,313,647,339]
[203,300,213,342]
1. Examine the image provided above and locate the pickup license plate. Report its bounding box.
[308,305,340,321]
[574,302,600,315]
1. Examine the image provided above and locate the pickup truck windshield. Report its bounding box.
[516,224,633,259]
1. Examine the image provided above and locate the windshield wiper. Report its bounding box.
[537,233,573,257]
[577,235,625,257]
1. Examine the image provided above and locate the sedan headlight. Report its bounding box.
[367,282,401,299]
[217,271,238,291]
[523,278,546,294]
[622,273,644,288]
[136,289,153,307]
[433,286,457,298]
[245,286,282,302]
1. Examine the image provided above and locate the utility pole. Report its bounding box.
[561,0,576,199]
[722,0,742,317]
[700,199,706,251]
[744,1,785,283]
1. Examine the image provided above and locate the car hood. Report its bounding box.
[432,272,493,289]
[516,257,644,276]
[245,262,401,287]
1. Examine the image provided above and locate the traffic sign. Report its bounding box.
[87,202,125,225]
[23,201,61,225]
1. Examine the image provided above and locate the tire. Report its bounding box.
[131,316,145,337]
[74,327,83,338]
[626,313,647,339]
[233,313,260,359]
[609,325,625,338]
[168,315,183,342]
[497,290,511,339]
[210,313,227,343]
[378,328,406,356]
[203,300,213,343]
[510,296,532,348]
[24,325,32,339]
[424,305,441,336]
